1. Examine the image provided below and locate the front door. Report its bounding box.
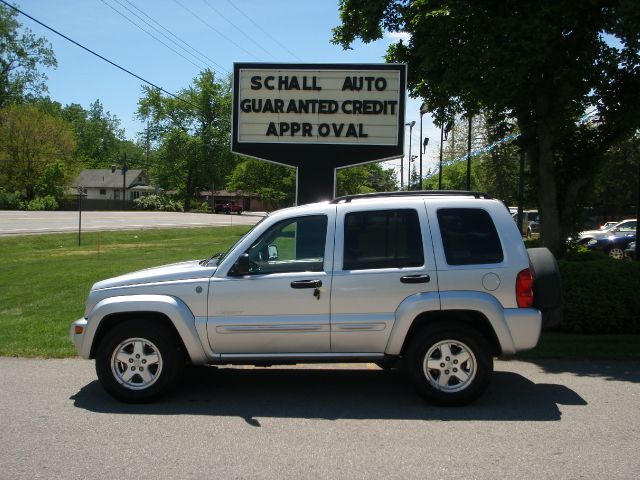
[207,211,334,354]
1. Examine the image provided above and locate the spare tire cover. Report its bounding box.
[527,247,563,328]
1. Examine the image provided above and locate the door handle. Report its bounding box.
[400,274,430,284]
[290,280,322,289]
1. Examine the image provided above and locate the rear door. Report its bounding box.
[330,200,438,352]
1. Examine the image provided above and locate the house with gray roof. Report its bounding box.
[72,169,155,202]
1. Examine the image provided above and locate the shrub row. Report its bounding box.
[558,254,640,334]
[133,194,184,212]
[0,189,58,210]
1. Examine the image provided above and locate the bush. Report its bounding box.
[162,199,184,212]
[559,254,640,334]
[133,194,164,211]
[192,201,212,213]
[25,195,58,211]
[133,194,184,212]
[0,189,22,209]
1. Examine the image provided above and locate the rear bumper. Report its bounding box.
[503,308,541,352]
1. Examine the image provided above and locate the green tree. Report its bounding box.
[0,4,56,107]
[336,163,397,195]
[69,100,125,167]
[591,134,640,220]
[30,97,138,169]
[226,159,295,211]
[333,0,640,255]
[137,70,235,210]
[0,104,77,200]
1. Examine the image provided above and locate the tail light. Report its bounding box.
[516,268,534,308]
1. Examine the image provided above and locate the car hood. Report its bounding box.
[91,260,216,290]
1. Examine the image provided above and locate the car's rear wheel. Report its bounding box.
[95,320,182,403]
[608,247,625,260]
[406,323,492,406]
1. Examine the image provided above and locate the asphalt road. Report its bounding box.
[1,358,638,479]
[0,210,263,236]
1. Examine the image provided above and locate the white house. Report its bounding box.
[72,169,154,201]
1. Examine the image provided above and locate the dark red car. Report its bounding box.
[214,202,243,215]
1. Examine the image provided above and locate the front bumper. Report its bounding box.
[70,318,88,357]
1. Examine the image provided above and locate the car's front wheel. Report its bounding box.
[406,323,492,406]
[95,320,183,402]
[608,247,625,260]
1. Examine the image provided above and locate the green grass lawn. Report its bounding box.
[1,227,639,359]
[0,226,250,357]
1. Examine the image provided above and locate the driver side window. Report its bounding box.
[245,215,328,274]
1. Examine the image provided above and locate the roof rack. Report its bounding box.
[330,190,493,204]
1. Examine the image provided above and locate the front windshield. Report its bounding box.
[202,216,269,266]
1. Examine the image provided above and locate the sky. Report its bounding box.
[14,0,441,185]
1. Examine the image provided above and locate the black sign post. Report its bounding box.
[232,63,406,205]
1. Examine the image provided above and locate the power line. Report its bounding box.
[99,0,209,73]
[0,0,199,110]
[224,0,302,61]
[171,0,259,60]
[200,0,277,61]
[119,0,229,75]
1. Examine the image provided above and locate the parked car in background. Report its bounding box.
[578,219,636,244]
[600,221,619,230]
[512,210,540,238]
[214,202,243,215]
[586,233,636,260]
[625,241,636,260]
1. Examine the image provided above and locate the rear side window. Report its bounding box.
[343,209,424,270]
[437,208,503,265]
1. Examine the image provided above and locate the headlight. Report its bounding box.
[587,239,597,246]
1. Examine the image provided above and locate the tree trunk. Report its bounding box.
[517,100,564,257]
[535,121,563,255]
[184,168,193,211]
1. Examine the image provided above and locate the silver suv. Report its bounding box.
[71,191,561,406]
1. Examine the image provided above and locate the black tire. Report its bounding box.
[527,247,563,329]
[95,319,183,403]
[406,323,493,406]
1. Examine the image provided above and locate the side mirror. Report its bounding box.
[268,244,278,260]
[230,254,251,276]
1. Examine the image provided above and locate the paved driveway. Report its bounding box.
[0,358,638,479]
[0,210,263,236]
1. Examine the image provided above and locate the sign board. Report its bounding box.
[232,63,406,168]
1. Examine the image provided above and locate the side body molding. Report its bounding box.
[80,294,208,364]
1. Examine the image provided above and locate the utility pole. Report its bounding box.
[122,153,128,210]
[145,122,151,165]
[112,153,128,210]
[466,115,472,191]
[438,125,444,190]
[419,103,429,190]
